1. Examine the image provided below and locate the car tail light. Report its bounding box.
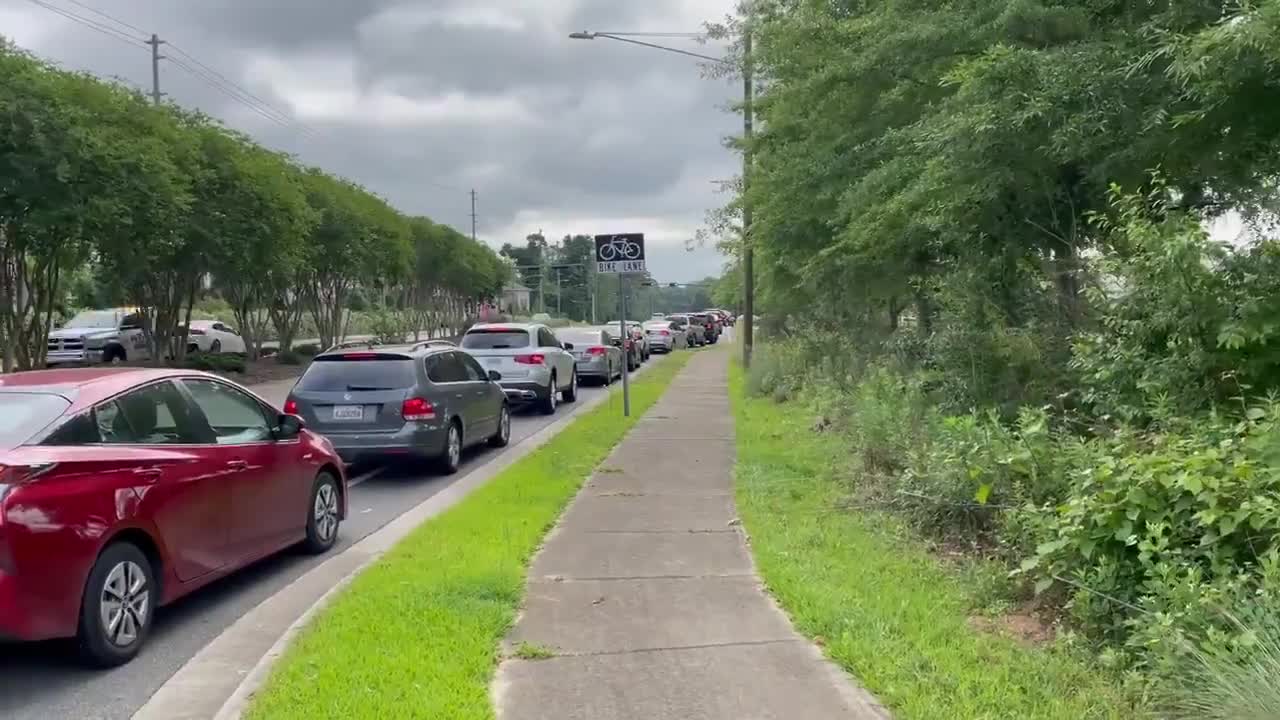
[284,399,298,414]
[587,346,607,357]
[343,352,378,359]
[514,354,545,365]
[189,329,205,336]
[402,397,436,421]
[660,330,671,336]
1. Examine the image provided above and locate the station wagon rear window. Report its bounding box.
[461,329,531,350]
[0,392,70,448]
[557,330,605,346]
[296,356,417,392]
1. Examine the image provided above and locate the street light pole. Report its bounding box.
[569,22,755,367]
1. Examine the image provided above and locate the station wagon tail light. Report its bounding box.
[402,397,436,421]
[586,346,608,357]
[659,330,671,336]
[284,399,298,414]
[189,329,205,335]
[514,354,545,365]
[343,352,378,359]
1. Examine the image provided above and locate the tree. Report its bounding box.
[180,119,316,359]
[300,171,410,349]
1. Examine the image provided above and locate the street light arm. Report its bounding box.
[569,31,733,66]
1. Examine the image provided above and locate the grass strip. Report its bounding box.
[728,362,1141,720]
[247,353,692,720]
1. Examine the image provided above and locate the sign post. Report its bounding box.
[594,234,646,417]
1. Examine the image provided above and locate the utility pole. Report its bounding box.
[555,267,563,316]
[740,12,755,369]
[147,34,166,105]
[470,189,478,241]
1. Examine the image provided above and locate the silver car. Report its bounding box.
[556,327,622,385]
[285,345,510,474]
[460,323,578,414]
[668,314,705,347]
[643,320,687,353]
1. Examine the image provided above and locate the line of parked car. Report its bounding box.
[0,313,720,667]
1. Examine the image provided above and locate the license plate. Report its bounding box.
[485,358,501,366]
[332,405,363,421]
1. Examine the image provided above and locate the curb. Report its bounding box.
[132,359,664,720]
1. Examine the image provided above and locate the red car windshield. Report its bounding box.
[0,392,70,449]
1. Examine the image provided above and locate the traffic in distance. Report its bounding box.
[0,309,735,667]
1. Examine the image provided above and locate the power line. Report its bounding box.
[22,0,147,49]
[59,0,147,36]
[166,42,319,137]
[165,54,316,135]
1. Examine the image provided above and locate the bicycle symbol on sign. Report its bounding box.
[598,235,644,262]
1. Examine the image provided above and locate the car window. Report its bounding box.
[120,313,143,329]
[458,353,487,382]
[0,393,70,449]
[427,353,467,383]
[461,329,530,349]
[98,381,204,445]
[182,380,272,445]
[537,328,559,347]
[558,330,604,346]
[42,412,99,446]
[297,356,417,391]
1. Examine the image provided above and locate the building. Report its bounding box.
[501,282,532,314]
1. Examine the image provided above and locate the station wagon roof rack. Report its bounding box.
[410,339,456,352]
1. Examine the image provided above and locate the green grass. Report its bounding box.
[246,353,691,720]
[728,362,1143,720]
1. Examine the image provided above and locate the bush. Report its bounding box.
[294,343,320,357]
[1014,406,1280,661]
[182,352,246,374]
[368,308,411,343]
[276,351,303,366]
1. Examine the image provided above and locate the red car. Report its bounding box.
[0,368,347,666]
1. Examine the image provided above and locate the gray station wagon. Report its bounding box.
[284,344,510,473]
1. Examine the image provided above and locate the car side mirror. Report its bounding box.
[610,338,622,347]
[562,342,575,350]
[275,413,304,440]
[488,370,503,381]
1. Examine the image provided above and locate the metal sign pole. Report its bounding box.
[620,273,630,417]
[594,233,645,419]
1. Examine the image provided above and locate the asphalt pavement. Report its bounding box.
[0,359,663,720]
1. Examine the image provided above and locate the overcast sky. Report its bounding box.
[1,0,739,283]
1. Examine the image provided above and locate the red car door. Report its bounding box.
[179,379,307,560]
[102,381,233,582]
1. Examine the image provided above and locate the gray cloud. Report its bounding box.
[1,0,738,282]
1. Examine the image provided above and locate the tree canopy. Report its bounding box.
[0,39,508,368]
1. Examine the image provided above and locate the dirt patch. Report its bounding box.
[230,358,308,386]
[968,606,1056,647]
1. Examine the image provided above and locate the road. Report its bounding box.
[0,358,665,720]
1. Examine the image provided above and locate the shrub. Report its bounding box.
[276,351,303,366]
[294,343,320,357]
[368,308,412,344]
[182,352,246,374]
[1016,407,1280,658]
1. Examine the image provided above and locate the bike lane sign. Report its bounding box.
[594,233,646,274]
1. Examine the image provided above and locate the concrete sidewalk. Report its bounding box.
[493,351,889,720]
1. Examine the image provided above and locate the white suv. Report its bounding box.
[460,323,578,414]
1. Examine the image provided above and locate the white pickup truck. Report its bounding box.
[46,308,152,366]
